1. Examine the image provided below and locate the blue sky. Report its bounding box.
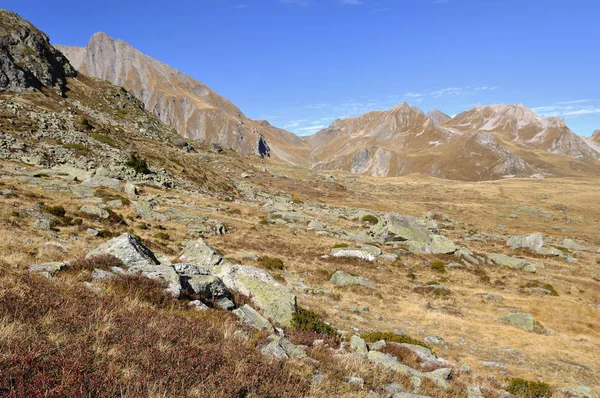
[5,0,599,136]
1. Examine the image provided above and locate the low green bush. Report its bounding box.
[505,378,551,398]
[361,215,379,224]
[361,331,431,350]
[257,256,284,271]
[292,306,337,337]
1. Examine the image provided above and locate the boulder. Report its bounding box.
[330,270,374,289]
[124,182,138,196]
[180,239,297,326]
[80,205,109,219]
[86,233,180,296]
[367,351,451,389]
[331,247,377,262]
[134,200,168,221]
[373,214,432,243]
[271,211,312,223]
[406,235,456,255]
[488,253,527,269]
[350,335,368,355]
[506,232,544,251]
[260,335,305,360]
[179,274,232,302]
[499,312,535,332]
[391,343,449,369]
[81,175,121,190]
[233,304,274,332]
[557,386,595,398]
[29,262,66,273]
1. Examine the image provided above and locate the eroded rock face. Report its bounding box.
[0,10,75,93]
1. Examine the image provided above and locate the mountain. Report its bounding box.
[55,33,311,165]
[0,10,75,94]
[304,103,600,180]
[426,109,451,124]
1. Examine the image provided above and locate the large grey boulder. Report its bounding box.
[180,238,297,326]
[406,235,457,255]
[506,232,544,251]
[86,233,180,296]
[350,335,368,355]
[179,274,232,302]
[134,200,168,221]
[390,343,450,369]
[330,270,374,289]
[29,262,66,273]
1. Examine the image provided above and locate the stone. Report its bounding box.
[80,205,109,219]
[214,297,235,311]
[506,232,544,251]
[28,262,66,273]
[81,175,121,190]
[499,312,535,332]
[561,239,590,251]
[179,239,227,268]
[330,270,374,289]
[106,199,123,208]
[373,214,432,243]
[423,335,445,345]
[232,304,274,332]
[134,200,167,221]
[86,228,100,236]
[384,383,405,394]
[86,233,180,296]
[412,284,449,295]
[369,340,386,351]
[488,253,527,269]
[91,268,116,280]
[350,335,368,355]
[391,394,431,398]
[523,264,537,273]
[260,338,288,360]
[331,247,377,262]
[392,343,449,369]
[271,211,312,223]
[342,376,364,388]
[467,386,484,398]
[557,385,595,398]
[124,182,138,196]
[407,235,457,255]
[367,351,451,389]
[180,274,232,302]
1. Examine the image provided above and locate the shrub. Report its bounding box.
[62,143,90,154]
[292,306,338,337]
[332,243,349,249]
[361,331,431,350]
[44,205,66,218]
[90,133,117,147]
[97,229,114,238]
[76,117,94,130]
[361,214,379,224]
[505,378,551,398]
[125,152,151,174]
[430,260,446,273]
[291,194,304,204]
[65,254,124,272]
[155,232,170,241]
[258,256,284,271]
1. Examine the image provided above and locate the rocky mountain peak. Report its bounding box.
[592,130,600,141]
[0,10,75,94]
[427,109,451,124]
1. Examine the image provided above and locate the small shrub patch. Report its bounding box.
[361,331,432,351]
[292,306,338,337]
[361,215,379,224]
[505,378,551,398]
[257,256,284,271]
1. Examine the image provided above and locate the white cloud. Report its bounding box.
[531,100,600,118]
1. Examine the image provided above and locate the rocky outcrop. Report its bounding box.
[0,10,75,94]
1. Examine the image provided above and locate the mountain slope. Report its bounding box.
[56,33,311,165]
[305,103,600,180]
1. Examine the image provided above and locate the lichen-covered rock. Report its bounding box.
[81,175,121,190]
[488,253,527,269]
[179,238,297,326]
[330,270,374,289]
[134,200,168,221]
[232,304,274,332]
[499,312,534,332]
[506,232,544,251]
[406,235,456,254]
[79,204,109,219]
[180,274,232,302]
[557,385,595,398]
[350,335,368,355]
[28,262,66,273]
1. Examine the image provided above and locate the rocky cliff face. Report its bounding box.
[0,10,75,94]
[56,34,311,164]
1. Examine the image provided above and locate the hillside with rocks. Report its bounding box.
[0,9,599,398]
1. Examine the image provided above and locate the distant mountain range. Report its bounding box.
[45,32,600,180]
